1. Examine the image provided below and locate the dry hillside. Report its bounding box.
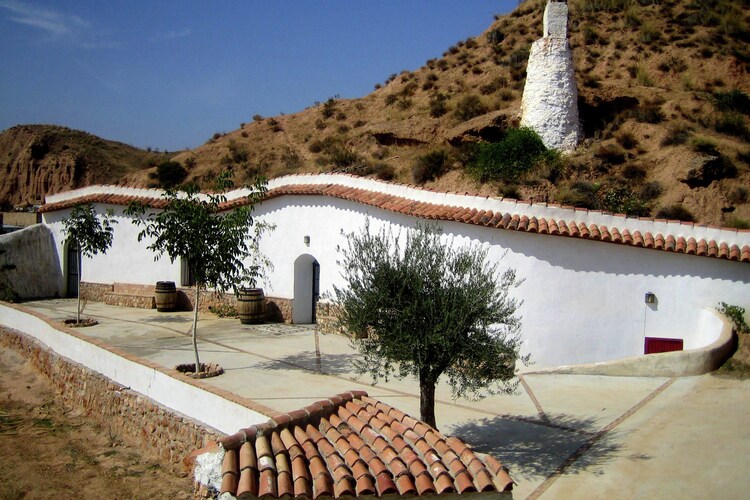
[2,0,749,226]
[0,125,171,210]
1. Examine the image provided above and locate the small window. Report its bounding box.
[181,258,195,287]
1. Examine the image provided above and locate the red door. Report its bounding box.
[644,337,684,354]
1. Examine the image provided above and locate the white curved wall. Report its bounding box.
[251,197,749,367]
[39,179,750,369]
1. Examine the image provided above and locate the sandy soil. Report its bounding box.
[0,347,193,500]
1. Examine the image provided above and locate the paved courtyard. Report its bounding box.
[11,299,750,499]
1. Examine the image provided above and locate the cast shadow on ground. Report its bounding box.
[141,314,192,325]
[253,351,359,376]
[449,413,650,480]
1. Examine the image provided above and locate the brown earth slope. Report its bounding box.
[0,125,169,210]
[2,0,749,225]
[0,346,193,499]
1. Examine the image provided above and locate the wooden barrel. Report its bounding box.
[237,287,266,324]
[155,281,177,312]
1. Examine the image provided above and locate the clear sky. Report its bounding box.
[0,1,516,151]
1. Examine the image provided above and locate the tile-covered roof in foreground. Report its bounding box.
[209,391,513,498]
[39,174,750,263]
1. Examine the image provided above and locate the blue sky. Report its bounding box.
[0,1,516,151]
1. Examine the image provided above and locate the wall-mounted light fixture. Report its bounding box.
[304,235,310,246]
[645,292,656,304]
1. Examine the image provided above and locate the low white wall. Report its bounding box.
[0,224,61,299]
[0,303,267,434]
[527,309,735,377]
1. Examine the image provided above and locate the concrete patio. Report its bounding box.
[7,299,750,499]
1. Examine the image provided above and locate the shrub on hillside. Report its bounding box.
[601,186,650,216]
[429,93,449,118]
[714,112,749,139]
[153,161,187,189]
[412,150,450,184]
[714,89,750,114]
[639,181,663,200]
[661,123,693,146]
[556,182,600,209]
[454,95,488,122]
[467,128,549,183]
[655,204,695,222]
[725,217,750,230]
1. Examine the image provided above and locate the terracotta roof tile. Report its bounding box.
[41,180,749,265]
[206,391,514,497]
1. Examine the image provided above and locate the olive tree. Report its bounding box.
[334,222,526,428]
[125,172,267,373]
[62,204,117,323]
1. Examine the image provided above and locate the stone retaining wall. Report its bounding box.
[80,282,113,302]
[80,281,294,322]
[0,326,220,473]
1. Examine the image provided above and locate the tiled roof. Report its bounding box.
[211,391,513,498]
[39,179,750,263]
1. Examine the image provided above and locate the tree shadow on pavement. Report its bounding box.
[449,413,650,481]
[253,351,360,376]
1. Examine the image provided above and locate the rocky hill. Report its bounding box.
[0,125,169,210]
[2,0,749,226]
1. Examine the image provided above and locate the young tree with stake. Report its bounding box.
[62,204,117,323]
[334,222,526,428]
[125,171,267,374]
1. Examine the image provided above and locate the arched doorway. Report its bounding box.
[293,254,319,324]
[66,241,80,298]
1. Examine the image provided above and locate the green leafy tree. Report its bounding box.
[62,204,117,323]
[125,171,268,373]
[333,222,526,428]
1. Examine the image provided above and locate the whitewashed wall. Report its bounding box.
[41,177,750,368]
[252,196,748,367]
[43,206,182,297]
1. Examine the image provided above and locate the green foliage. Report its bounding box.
[717,302,749,334]
[126,171,267,292]
[63,204,117,259]
[453,95,488,122]
[62,204,117,322]
[153,161,187,189]
[209,303,238,318]
[467,127,549,183]
[600,186,650,216]
[556,182,601,209]
[412,150,449,184]
[125,172,270,372]
[333,222,525,427]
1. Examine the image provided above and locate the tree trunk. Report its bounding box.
[76,251,82,324]
[419,372,437,429]
[192,286,201,373]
